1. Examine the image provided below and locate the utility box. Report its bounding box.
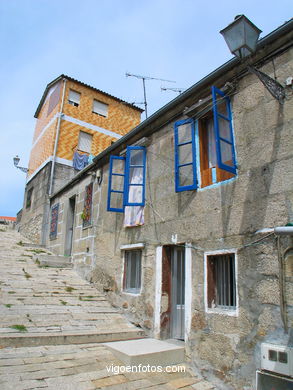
[261,343,293,377]
[256,370,293,390]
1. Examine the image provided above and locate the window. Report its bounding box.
[78,131,93,153]
[123,250,142,293]
[68,90,81,107]
[107,146,146,212]
[174,86,237,191]
[93,99,108,117]
[26,188,33,209]
[47,82,61,116]
[82,182,93,228]
[49,203,59,240]
[206,253,236,311]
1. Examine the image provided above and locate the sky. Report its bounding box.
[0,0,291,216]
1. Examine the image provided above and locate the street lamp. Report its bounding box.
[13,155,28,173]
[220,15,285,103]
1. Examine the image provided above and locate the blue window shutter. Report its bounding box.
[107,155,126,212]
[174,119,197,192]
[212,86,237,174]
[124,146,146,206]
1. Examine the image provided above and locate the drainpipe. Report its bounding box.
[49,78,67,196]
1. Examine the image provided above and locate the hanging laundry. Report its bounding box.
[88,154,95,164]
[73,151,89,170]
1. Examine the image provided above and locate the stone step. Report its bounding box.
[104,338,185,366]
[0,328,145,348]
[33,254,73,268]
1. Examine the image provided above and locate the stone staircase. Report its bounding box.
[0,230,144,348]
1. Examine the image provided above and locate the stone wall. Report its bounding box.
[48,45,293,389]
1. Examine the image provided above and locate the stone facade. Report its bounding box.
[47,22,293,389]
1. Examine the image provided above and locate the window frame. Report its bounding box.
[92,99,108,117]
[107,146,146,212]
[174,118,197,192]
[82,182,93,228]
[122,249,142,295]
[49,203,59,241]
[212,86,237,175]
[26,187,33,209]
[204,249,238,316]
[68,89,81,107]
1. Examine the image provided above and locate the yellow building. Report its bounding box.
[20,75,142,244]
[29,74,142,179]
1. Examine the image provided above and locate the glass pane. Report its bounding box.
[112,158,125,174]
[207,118,217,168]
[179,165,194,187]
[218,117,231,141]
[130,149,144,165]
[128,185,143,204]
[220,140,233,165]
[129,167,143,184]
[217,101,228,117]
[111,174,124,191]
[178,123,192,144]
[178,143,193,165]
[110,191,123,210]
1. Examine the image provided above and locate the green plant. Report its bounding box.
[60,300,67,305]
[8,291,15,294]
[26,248,47,254]
[17,241,24,246]
[5,304,12,308]
[22,269,32,279]
[35,259,40,265]
[65,286,75,293]
[17,259,26,262]
[10,325,27,332]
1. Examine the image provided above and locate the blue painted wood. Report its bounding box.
[107,155,126,212]
[124,146,146,206]
[174,118,197,192]
[212,86,237,174]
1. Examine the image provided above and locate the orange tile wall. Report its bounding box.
[27,79,141,177]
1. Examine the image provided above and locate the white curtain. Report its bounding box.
[124,166,144,227]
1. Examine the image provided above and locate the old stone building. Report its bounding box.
[21,17,293,390]
[18,75,142,244]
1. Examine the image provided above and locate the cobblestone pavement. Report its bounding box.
[0,229,217,389]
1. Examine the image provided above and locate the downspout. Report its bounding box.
[49,78,67,196]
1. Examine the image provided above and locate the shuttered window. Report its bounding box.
[78,131,93,153]
[93,99,108,117]
[68,90,81,106]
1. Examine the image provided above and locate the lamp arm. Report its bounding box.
[247,65,286,104]
[17,166,29,173]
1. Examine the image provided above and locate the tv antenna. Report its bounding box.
[161,86,185,95]
[126,72,175,118]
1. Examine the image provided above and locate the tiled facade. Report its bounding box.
[28,77,141,177]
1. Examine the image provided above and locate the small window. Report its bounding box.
[207,253,236,311]
[49,203,59,240]
[82,183,93,228]
[26,188,33,209]
[68,90,81,107]
[78,131,93,153]
[93,99,108,117]
[123,250,142,293]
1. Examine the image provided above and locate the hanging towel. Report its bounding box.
[73,151,89,170]
[88,154,94,164]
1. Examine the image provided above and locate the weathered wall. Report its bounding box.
[19,163,51,244]
[48,46,293,389]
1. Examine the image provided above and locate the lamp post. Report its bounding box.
[13,155,28,173]
[220,15,285,103]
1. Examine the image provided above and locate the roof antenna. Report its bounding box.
[126,72,175,119]
[161,86,185,94]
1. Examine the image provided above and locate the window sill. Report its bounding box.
[199,175,237,191]
[123,290,141,296]
[82,224,93,230]
[206,307,238,317]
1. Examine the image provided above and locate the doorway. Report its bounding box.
[64,196,76,256]
[161,246,185,340]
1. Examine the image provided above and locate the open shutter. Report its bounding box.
[212,86,237,174]
[124,146,146,206]
[174,119,197,192]
[107,156,126,212]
